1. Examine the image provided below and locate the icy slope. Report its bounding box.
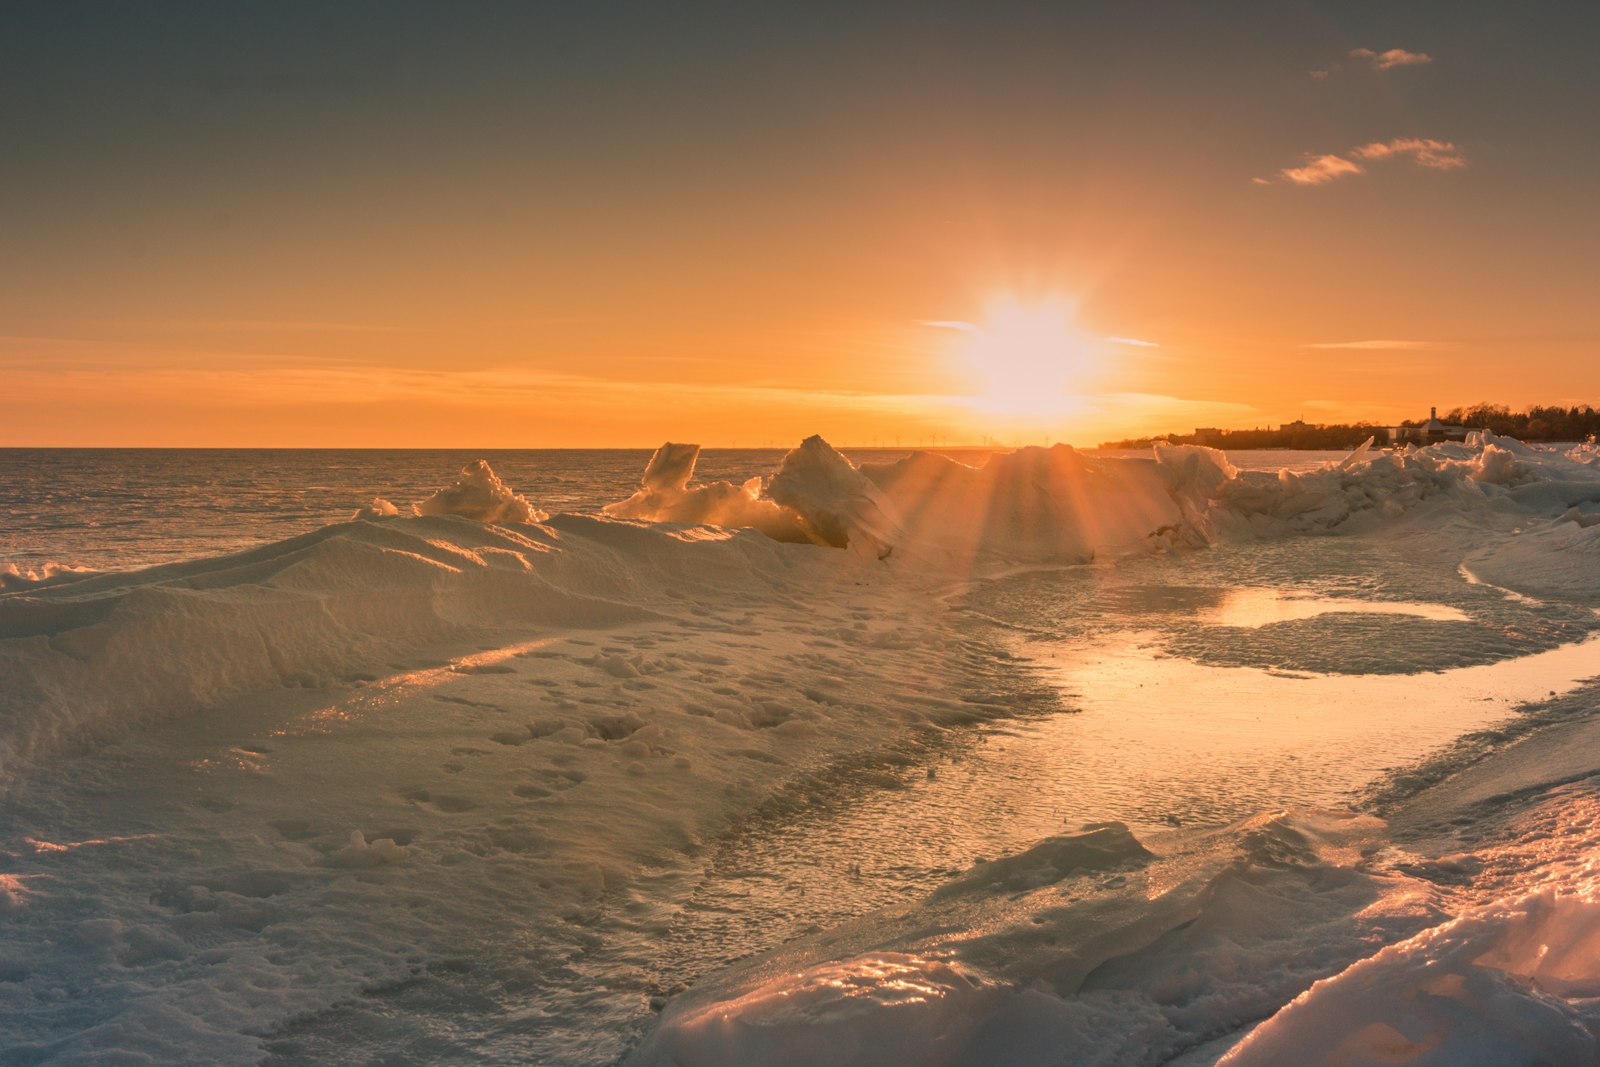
[0,511,838,785]
[628,810,1446,1067]
[632,698,1600,1067]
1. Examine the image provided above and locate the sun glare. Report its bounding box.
[935,295,1095,420]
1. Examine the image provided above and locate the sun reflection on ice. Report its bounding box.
[1205,589,1471,628]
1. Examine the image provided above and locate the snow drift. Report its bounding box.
[359,459,547,523]
[627,811,1442,1067]
[1220,888,1600,1066]
[605,435,1234,565]
[602,441,809,544]
[602,431,1600,571]
[634,790,1600,1067]
[0,509,818,786]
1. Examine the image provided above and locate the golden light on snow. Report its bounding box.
[933,295,1095,420]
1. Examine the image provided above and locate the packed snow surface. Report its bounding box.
[6,433,1600,1064]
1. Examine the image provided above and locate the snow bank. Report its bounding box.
[769,435,904,558]
[354,459,547,523]
[1216,720,1600,1066]
[599,436,1237,565]
[1211,431,1600,541]
[1464,506,1600,600]
[1220,889,1600,1066]
[599,437,1232,565]
[413,459,547,523]
[857,442,1231,564]
[645,953,1006,1067]
[0,561,97,591]
[602,442,810,543]
[636,793,1600,1067]
[0,512,807,785]
[598,432,1600,573]
[352,496,400,519]
[631,811,1439,1067]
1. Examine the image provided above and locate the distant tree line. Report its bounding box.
[1426,403,1600,441]
[1100,424,1380,451]
[1098,403,1600,451]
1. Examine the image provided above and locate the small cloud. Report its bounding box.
[1352,137,1465,170]
[1349,47,1432,71]
[1282,153,1364,186]
[924,320,979,333]
[1265,137,1465,186]
[1309,68,1331,80]
[1302,339,1447,350]
[1103,336,1159,348]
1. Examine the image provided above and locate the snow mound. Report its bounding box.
[858,442,1232,564]
[768,435,904,558]
[353,460,544,524]
[631,810,1430,1067]
[413,459,547,523]
[600,436,1238,566]
[589,432,1600,580]
[0,513,800,785]
[0,561,98,591]
[1464,507,1600,600]
[1221,889,1600,1066]
[352,497,400,520]
[930,821,1153,898]
[642,953,1004,1067]
[1210,431,1600,540]
[602,442,809,543]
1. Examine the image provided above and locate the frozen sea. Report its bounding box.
[5,438,1600,1066]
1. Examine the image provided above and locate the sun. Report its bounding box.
[932,295,1096,419]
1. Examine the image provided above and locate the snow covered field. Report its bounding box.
[5,434,1600,1064]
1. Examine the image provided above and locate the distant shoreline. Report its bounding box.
[1099,402,1600,451]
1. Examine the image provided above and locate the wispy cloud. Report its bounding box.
[1281,154,1365,186]
[1352,138,1465,170]
[1103,336,1159,348]
[1263,137,1465,186]
[1302,339,1448,351]
[150,320,398,333]
[1349,47,1432,71]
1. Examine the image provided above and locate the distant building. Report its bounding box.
[1192,427,1223,444]
[1385,407,1470,446]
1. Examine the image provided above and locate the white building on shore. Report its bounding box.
[1384,407,1470,446]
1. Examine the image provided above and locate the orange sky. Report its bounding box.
[3,4,1597,447]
